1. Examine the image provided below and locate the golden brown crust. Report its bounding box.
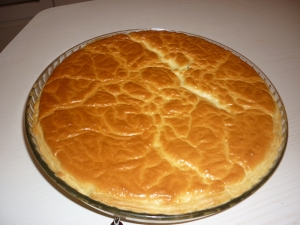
[33,30,282,214]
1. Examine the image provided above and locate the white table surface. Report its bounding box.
[1,0,300,224]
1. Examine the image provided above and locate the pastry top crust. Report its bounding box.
[33,30,282,214]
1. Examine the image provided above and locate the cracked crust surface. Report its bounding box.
[33,30,282,214]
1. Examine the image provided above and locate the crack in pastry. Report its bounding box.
[33,30,282,215]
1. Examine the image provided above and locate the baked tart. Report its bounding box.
[25,30,288,222]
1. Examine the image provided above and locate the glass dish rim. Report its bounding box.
[24,28,289,224]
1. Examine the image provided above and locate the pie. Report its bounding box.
[32,30,283,215]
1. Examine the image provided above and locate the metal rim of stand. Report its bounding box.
[111,217,123,225]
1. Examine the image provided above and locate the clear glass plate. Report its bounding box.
[24,29,288,224]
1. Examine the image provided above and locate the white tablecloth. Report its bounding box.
[1,0,300,224]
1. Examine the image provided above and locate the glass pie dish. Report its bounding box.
[24,29,288,224]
